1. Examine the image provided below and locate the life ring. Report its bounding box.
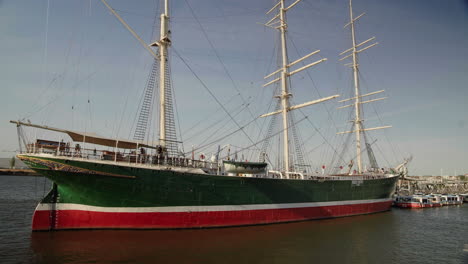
[199,153,206,161]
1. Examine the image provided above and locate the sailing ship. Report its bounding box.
[11,0,403,231]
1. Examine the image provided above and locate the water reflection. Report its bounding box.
[31,212,399,264]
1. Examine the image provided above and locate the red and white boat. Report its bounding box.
[461,194,468,203]
[440,195,464,205]
[394,195,432,209]
[427,194,443,207]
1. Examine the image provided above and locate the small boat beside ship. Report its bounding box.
[440,194,464,206]
[427,194,442,207]
[461,194,468,203]
[394,195,432,209]
[394,194,464,209]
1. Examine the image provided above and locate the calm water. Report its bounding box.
[0,175,467,264]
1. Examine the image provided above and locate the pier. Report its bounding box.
[0,169,40,176]
[397,176,468,195]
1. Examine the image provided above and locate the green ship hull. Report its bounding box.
[19,154,399,230]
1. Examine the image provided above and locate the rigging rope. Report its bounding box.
[171,62,185,153]
[183,0,264,134]
[358,70,399,165]
[298,108,348,166]
[129,0,161,141]
[288,35,343,170]
[288,35,339,130]
[198,104,250,146]
[184,101,247,143]
[182,93,240,137]
[23,18,118,122]
[219,115,309,161]
[128,59,156,140]
[255,29,286,164]
[172,47,259,151]
[188,116,259,156]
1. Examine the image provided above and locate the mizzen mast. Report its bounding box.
[338,0,391,174]
[262,0,339,174]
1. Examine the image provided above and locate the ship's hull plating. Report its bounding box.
[20,155,398,231]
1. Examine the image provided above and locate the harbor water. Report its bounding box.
[0,175,467,264]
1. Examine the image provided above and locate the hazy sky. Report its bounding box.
[1,0,467,176]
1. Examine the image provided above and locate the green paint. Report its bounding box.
[26,156,398,208]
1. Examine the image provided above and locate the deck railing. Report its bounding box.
[23,142,219,171]
[22,141,396,180]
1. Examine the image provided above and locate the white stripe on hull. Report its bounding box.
[36,198,392,213]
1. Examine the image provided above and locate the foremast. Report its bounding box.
[262,0,339,175]
[158,0,170,149]
[100,0,175,153]
[338,0,391,174]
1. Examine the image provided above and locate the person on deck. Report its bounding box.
[75,144,81,157]
[59,140,65,155]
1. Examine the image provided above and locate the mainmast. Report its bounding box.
[349,0,363,174]
[278,0,291,173]
[338,0,391,174]
[262,0,339,175]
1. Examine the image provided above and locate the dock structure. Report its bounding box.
[0,169,40,176]
[397,176,468,195]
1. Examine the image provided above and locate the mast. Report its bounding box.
[158,0,170,148]
[349,0,363,174]
[262,0,339,175]
[99,0,176,152]
[338,0,391,174]
[279,0,291,172]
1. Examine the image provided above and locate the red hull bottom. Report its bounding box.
[32,201,392,231]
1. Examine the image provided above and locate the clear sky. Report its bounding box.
[1,0,467,176]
